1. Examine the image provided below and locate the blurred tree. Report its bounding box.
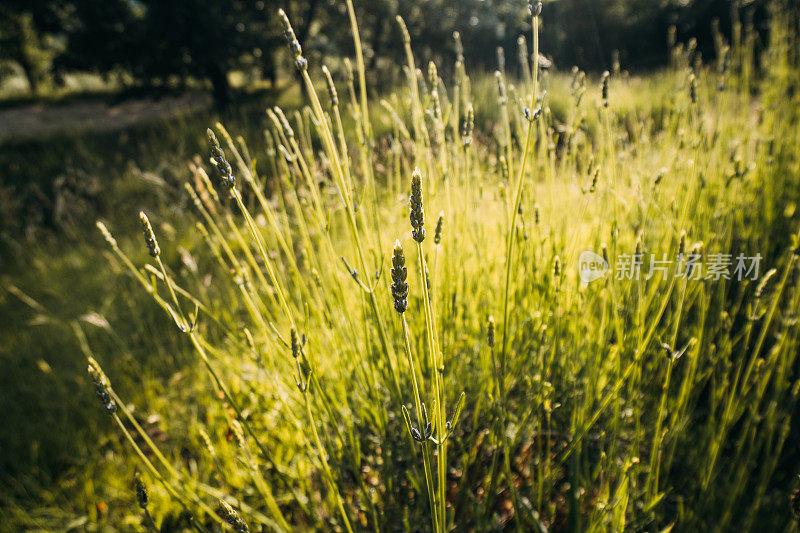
[133,0,267,107]
[53,0,145,86]
[337,0,526,80]
[0,2,60,94]
[0,0,779,102]
[326,0,772,80]
[541,0,665,70]
[54,0,329,107]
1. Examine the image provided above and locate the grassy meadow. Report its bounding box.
[3,2,800,531]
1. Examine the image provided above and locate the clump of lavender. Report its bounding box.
[230,419,246,448]
[290,326,301,359]
[453,31,464,64]
[517,36,528,75]
[206,129,235,191]
[390,240,409,313]
[134,472,159,531]
[322,65,339,106]
[139,212,160,258]
[434,212,444,245]
[397,16,411,45]
[134,473,148,509]
[278,9,307,71]
[428,61,441,121]
[495,71,507,104]
[496,46,505,72]
[409,168,425,242]
[273,106,295,140]
[462,103,474,148]
[96,220,118,249]
[87,358,116,414]
[199,428,217,460]
[219,500,248,532]
[602,70,611,107]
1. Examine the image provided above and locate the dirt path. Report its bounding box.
[0,92,212,144]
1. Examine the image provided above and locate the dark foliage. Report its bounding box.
[0,0,777,106]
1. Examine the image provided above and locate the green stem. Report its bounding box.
[497,12,539,527]
[302,390,354,533]
[416,241,446,531]
[401,316,440,533]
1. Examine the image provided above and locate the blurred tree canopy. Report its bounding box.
[0,0,774,106]
[0,0,63,94]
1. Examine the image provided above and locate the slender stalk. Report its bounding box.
[500,9,540,366]
[497,7,540,525]
[401,316,440,533]
[232,188,295,326]
[345,0,371,142]
[302,390,354,533]
[111,414,222,530]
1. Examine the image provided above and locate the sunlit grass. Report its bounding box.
[4,1,800,531]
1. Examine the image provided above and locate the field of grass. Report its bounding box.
[2,2,800,531]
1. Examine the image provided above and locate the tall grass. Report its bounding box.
[76,1,800,531]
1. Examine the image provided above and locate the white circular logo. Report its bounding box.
[579,251,608,284]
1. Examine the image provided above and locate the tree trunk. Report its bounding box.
[262,53,277,87]
[207,64,231,109]
[19,57,40,95]
[296,0,320,44]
